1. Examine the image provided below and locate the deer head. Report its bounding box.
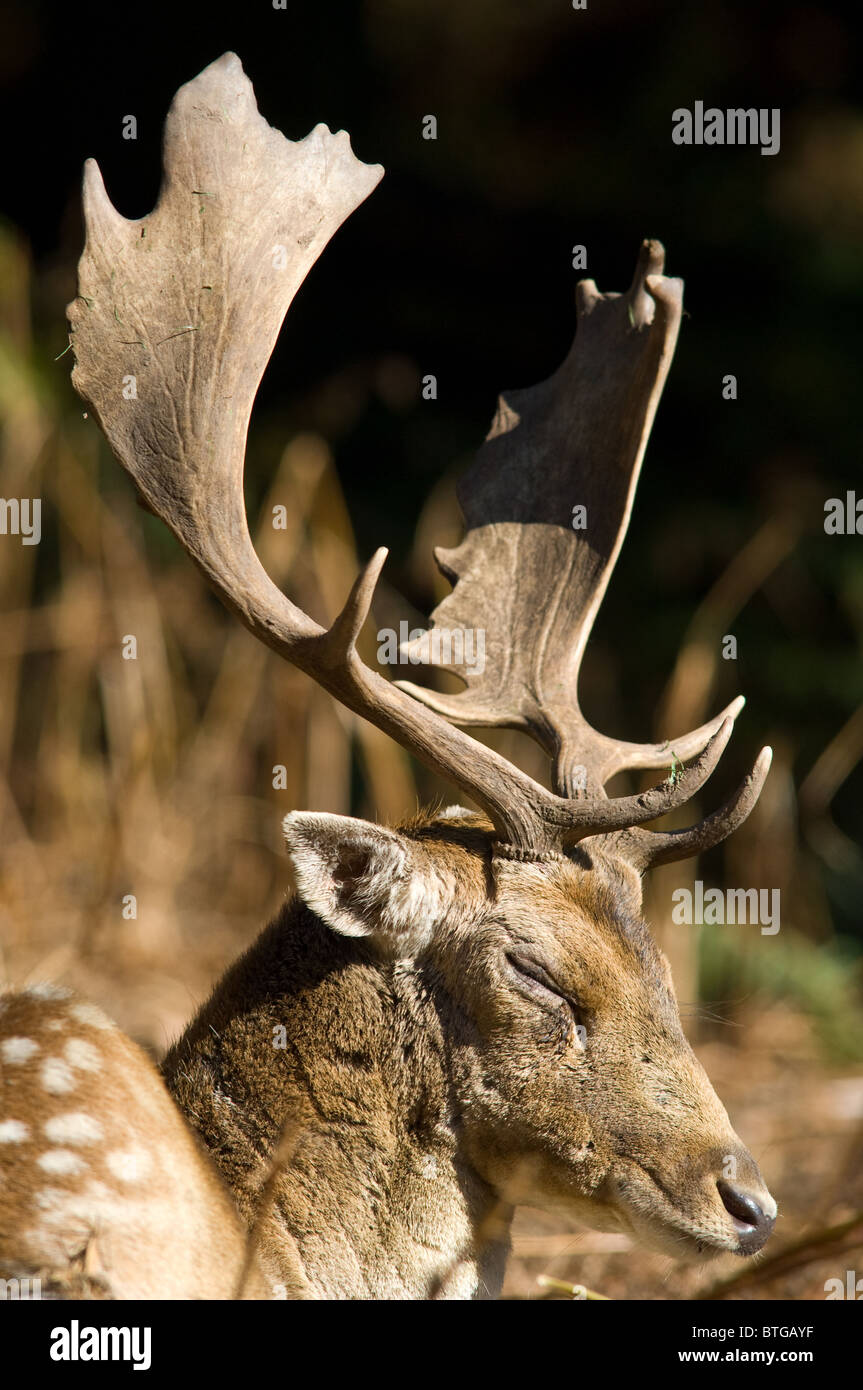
[66,54,776,1294]
[277,808,774,1278]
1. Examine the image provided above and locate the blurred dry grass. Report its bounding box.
[1,221,862,1299]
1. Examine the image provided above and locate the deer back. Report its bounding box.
[0,986,272,1299]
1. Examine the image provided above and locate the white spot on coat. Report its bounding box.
[64,1038,102,1073]
[106,1148,152,1183]
[69,1003,114,1031]
[24,983,72,1001]
[35,1187,67,1211]
[0,1119,29,1143]
[41,1058,76,1094]
[43,1113,103,1146]
[36,1149,88,1176]
[1,1037,39,1064]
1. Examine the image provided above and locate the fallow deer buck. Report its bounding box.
[1,54,777,1300]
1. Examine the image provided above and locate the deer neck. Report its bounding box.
[162,902,512,1300]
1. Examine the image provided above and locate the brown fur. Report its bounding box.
[160,808,775,1299]
[0,809,774,1299]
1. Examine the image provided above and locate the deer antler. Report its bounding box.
[397,240,742,792]
[67,53,770,864]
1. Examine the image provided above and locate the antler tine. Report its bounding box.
[544,718,734,837]
[553,696,748,796]
[615,746,774,870]
[314,547,390,668]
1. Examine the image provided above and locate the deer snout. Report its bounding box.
[717,1178,776,1255]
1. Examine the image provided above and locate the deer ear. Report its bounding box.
[282,812,444,953]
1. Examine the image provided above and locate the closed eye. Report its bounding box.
[504,952,584,1026]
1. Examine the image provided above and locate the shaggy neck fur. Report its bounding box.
[162,900,511,1300]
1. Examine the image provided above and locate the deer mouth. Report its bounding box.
[606,1161,776,1261]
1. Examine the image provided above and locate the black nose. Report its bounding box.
[717,1179,775,1255]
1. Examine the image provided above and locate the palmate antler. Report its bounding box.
[396,236,772,865]
[67,53,770,864]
